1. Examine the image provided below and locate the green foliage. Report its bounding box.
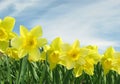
[0,56,120,84]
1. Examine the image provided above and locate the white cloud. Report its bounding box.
[30,0,120,50]
[10,0,56,17]
[0,0,15,11]
[0,0,56,17]
[1,0,119,50]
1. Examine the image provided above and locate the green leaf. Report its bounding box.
[28,62,39,82]
[17,56,28,84]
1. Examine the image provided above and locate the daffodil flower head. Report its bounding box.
[73,45,100,77]
[85,45,101,64]
[101,47,120,75]
[83,58,94,75]
[0,16,16,41]
[0,41,9,52]
[11,25,47,62]
[101,47,115,75]
[60,40,81,69]
[47,37,63,69]
[0,16,16,52]
[109,50,120,74]
[73,58,95,77]
[5,47,19,60]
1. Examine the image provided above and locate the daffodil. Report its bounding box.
[0,16,16,41]
[5,47,19,60]
[84,45,101,64]
[101,47,114,75]
[11,25,47,61]
[73,45,100,77]
[0,16,16,52]
[101,47,120,75]
[60,40,81,69]
[47,37,63,69]
[113,52,120,74]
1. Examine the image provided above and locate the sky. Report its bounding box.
[0,0,120,53]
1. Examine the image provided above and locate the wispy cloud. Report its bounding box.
[0,0,120,51]
[29,0,120,50]
[0,0,14,11]
[10,0,57,17]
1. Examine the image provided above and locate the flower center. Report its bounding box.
[68,48,80,61]
[103,58,112,69]
[23,36,37,49]
[27,39,35,46]
[49,51,60,63]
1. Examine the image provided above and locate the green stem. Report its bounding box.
[6,56,12,84]
[39,61,47,84]
[16,56,28,84]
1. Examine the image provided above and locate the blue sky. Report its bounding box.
[0,0,120,53]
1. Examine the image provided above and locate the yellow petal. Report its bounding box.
[43,45,50,52]
[11,37,22,49]
[40,52,46,61]
[8,32,17,39]
[72,40,80,48]
[84,67,94,75]
[87,53,101,64]
[73,66,83,77]
[84,59,94,75]
[18,49,27,58]
[0,41,9,52]
[60,57,75,69]
[20,25,28,37]
[51,37,62,50]
[114,52,120,58]
[50,63,56,70]
[38,38,47,47]
[5,48,19,60]
[0,28,8,41]
[30,25,42,37]
[49,50,60,63]
[86,45,98,51]
[102,58,113,75]
[61,43,71,51]
[2,16,15,31]
[28,48,40,62]
[0,19,2,24]
[104,47,114,58]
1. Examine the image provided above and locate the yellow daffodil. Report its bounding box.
[101,47,120,75]
[73,59,94,77]
[11,25,47,61]
[101,47,114,75]
[47,37,63,69]
[0,16,16,41]
[0,16,16,52]
[0,41,9,52]
[113,52,120,74]
[84,45,101,64]
[60,40,81,69]
[5,47,19,60]
[73,45,100,77]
